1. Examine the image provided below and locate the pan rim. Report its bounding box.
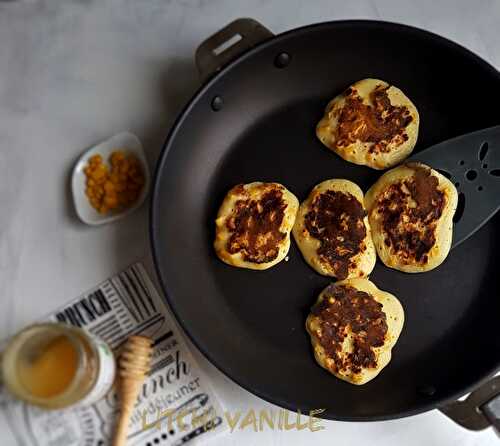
[150,19,500,421]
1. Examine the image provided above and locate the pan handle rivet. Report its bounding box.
[274,52,291,68]
[417,385,436,396]
[211,96,223,111]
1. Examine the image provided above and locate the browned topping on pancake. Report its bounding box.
[232,184,246,195]
[376,165,446,264]
[226,187,287,263]
[305,191,367,279]
[311,284,388,374]
[335,85,413,154]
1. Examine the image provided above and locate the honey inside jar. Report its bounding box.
[17,335,79,398]
[1,323,116,409]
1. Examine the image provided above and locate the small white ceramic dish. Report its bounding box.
[72,132,150,225]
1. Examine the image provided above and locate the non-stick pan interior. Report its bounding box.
[151,21,500,420]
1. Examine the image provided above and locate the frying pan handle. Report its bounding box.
[195,18,273,81]
[439,375,500,432]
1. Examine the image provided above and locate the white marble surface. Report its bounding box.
[0,0,499,444]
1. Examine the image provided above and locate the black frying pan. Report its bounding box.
[150,19,500,427]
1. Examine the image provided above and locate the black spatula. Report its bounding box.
[410,125,500,248]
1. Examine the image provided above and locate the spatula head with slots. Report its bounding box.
[410,125,500,248]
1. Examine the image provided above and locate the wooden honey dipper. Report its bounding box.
[112,335,153,446]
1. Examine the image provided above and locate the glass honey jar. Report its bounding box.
[1,323,116,409]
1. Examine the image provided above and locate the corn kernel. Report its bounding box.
[83,150,144,215]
